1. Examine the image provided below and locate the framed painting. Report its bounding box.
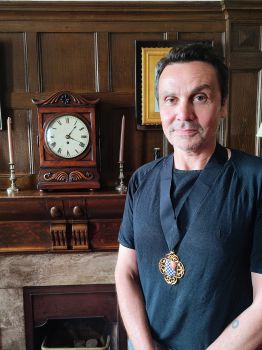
[135,41,175,130]
[135,40,213,130]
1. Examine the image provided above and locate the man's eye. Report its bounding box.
[193,94,207,103]
[165,97,176,104]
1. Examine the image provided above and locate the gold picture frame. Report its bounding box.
[141,47,171,126]
[135,41,178,130]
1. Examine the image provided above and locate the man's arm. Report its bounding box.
[115,244,155,350]
[207,272,262,350]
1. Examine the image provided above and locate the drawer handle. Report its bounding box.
[73,206,83,218]
[50,206,61,218]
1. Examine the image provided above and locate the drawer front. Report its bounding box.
[0,199,48,221]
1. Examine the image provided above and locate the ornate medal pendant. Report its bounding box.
[159,251,185,285]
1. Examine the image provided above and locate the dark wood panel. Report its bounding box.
[178,32,225,55]
[0,32,26,93]
[39,32,96,92]
[89,219,121,251]
[231,24,261,52]
[0,1,224,24]
[0,21,226,34]
[85,195,125,219]
[25,32,40,92]
[0,198,48,220]
[0,221,51,252]
[229,52,262,70]
[229,71,258,154]
[110,32,164,92]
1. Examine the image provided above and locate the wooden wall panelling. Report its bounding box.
[231,24,261,52]
[229,70,259,154]
[0,1,260,192]
[110,32,165,92]
[0,32,26,93]
[0,31,39,189]
[0,32,28,183]
[38,32,96,93]
[0,2,228,191]
[226,14,262,155]
[178,32,226,55]
[224,0,262,156]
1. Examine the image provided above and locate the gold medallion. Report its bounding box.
[159,251,185,285]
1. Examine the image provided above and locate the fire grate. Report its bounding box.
[41,317,111,349]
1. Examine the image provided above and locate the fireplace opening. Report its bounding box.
[40,317,113,349]
[23,284,127,350]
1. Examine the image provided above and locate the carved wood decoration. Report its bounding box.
[50,223,67,250]
[71,223,89,250]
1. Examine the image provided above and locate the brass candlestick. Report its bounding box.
[6,162,19,195]
[115,161,127,193]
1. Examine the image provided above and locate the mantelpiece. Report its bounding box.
[0,190,125,253]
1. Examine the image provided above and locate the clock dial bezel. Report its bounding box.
[44,112,91,160]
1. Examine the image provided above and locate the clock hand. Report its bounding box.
[67,136,81,143]
[66,126,76,137]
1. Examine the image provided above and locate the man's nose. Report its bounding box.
[176,101,194,121]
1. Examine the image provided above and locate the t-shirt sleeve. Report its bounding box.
[118,175,137,249]
[250,196,262,273]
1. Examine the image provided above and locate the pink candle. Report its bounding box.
[119,115,125,162]
[7,117,14,164]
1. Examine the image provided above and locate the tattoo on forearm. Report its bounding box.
[231,319,240,329]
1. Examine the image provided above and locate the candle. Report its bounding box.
[119,115,125,162]
[7,117,14,164]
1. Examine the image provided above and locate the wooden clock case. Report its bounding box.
[33,91,100,191]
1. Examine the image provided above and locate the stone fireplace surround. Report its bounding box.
[0,252,117,350]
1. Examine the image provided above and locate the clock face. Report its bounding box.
[45,114,90,159]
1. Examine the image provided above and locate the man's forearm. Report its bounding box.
[115,271,155,350]
[206,302,262,350]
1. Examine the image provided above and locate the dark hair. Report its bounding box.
[155,43,228,105]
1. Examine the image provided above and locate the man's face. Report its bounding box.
[158,61,227,153]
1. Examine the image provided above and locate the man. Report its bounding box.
[115,43,262,350]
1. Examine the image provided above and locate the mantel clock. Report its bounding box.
[33,91,100,190]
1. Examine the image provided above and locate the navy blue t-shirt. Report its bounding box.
[171,169,201,234]
[118,144,262,350]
